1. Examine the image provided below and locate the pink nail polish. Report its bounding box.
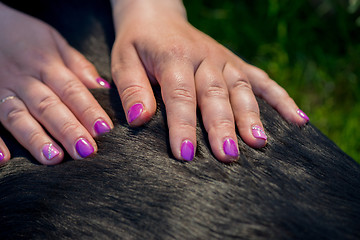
[223,138,239,158]
[127,103,143,123]
[297,109,310,122]
[75,138,94,158]
[42,144,60,160]
[0,150,4,161]
[252,125,267,140]
[94,120,111,136]
[181,140,194,161]
[96,77,111,89]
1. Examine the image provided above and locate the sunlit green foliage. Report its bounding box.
[184,0,360,162]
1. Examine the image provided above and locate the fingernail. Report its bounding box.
[127,103,143,123]
[223,138,239,158]
[94,120,111,136]
[297,109,310,122]
[75,138,94,158]
[252,125,267,140]
[42,143,60,160]
[0,151,4,161]
[96,77,111,89]
[181,140,195,161]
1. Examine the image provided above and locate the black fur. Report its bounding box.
[1,1,360,239]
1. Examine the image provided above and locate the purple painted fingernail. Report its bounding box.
[127,103,143,123]
[75,138,94,158]
[42,143,60,160]
[0,151,4,161]
[297,109,310,122]
[96,77,111,89]
[94,120,111,136]
[181,140,195,161]
[223,138,239,158]
[252,125,267,140]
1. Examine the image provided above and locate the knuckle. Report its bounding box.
[3,107,26,126]
[164,42,191,60]
[111,62,121,78]
[27,130,42,147]
[111,62,124,82]
[254,67,270,80]
[205,82,228,99]
[168,87,195,104]
[111,51,130,73]
[170,118,197,135]
[208,118,234,133]
[59,121,80,139]
[264,79,287,96]
[120,84,145,103]
[261,78,275,90]
[231,74,252,91]
[59,79,84,101]
[75,58,95,72]
[155,42,195,69]
[79,105,99,121]
[36,95,60,117]
[27,49,53,66]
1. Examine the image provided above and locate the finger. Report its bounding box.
[0,91,63,165]
[195,60,239,163]
[17,76,100,160]
[240,63,309,125]
[40,65,113,138]
[111,43,156,126]
[158,62,197,162]
[0,137,11,164]
[223,63,267,149]
[53,31,111,89]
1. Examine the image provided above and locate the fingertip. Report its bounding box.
[250,125,268,148]
[296,109,310,125]
[0,149,10,165]
[94,119,112,136]
[281,108,310,126]
[96,77,111,89]
[127,103,144,124]
[168,123,197,162]
[126,100,156,127]
[180,139,195,161]
[219,137,239,163]
[74,137,97,159]
[40,143,64,165]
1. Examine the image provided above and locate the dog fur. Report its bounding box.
[1,1,360,239]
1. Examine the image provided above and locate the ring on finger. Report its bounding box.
[0,95,19,105]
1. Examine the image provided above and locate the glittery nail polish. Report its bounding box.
[75,138,94,158]
[127,103,143,123]
[223,138,239,158]
[297,109,310,122]
[94,120,111,136]
[96,77,111,89]
[42,143,60,160]
[181,140,195,161]
[252,125,267,140]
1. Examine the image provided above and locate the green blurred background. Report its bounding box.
[183,0,360,162]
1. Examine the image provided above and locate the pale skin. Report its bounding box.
[0,0,308,165]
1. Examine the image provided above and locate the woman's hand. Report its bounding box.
[0,3,113,165]
[110,0,309,163]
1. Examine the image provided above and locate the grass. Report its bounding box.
[183,0,360,162]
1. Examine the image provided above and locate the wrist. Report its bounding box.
[111,0,187,32]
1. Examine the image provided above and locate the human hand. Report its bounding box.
[0,3,113,165]
[110,0,309,163]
